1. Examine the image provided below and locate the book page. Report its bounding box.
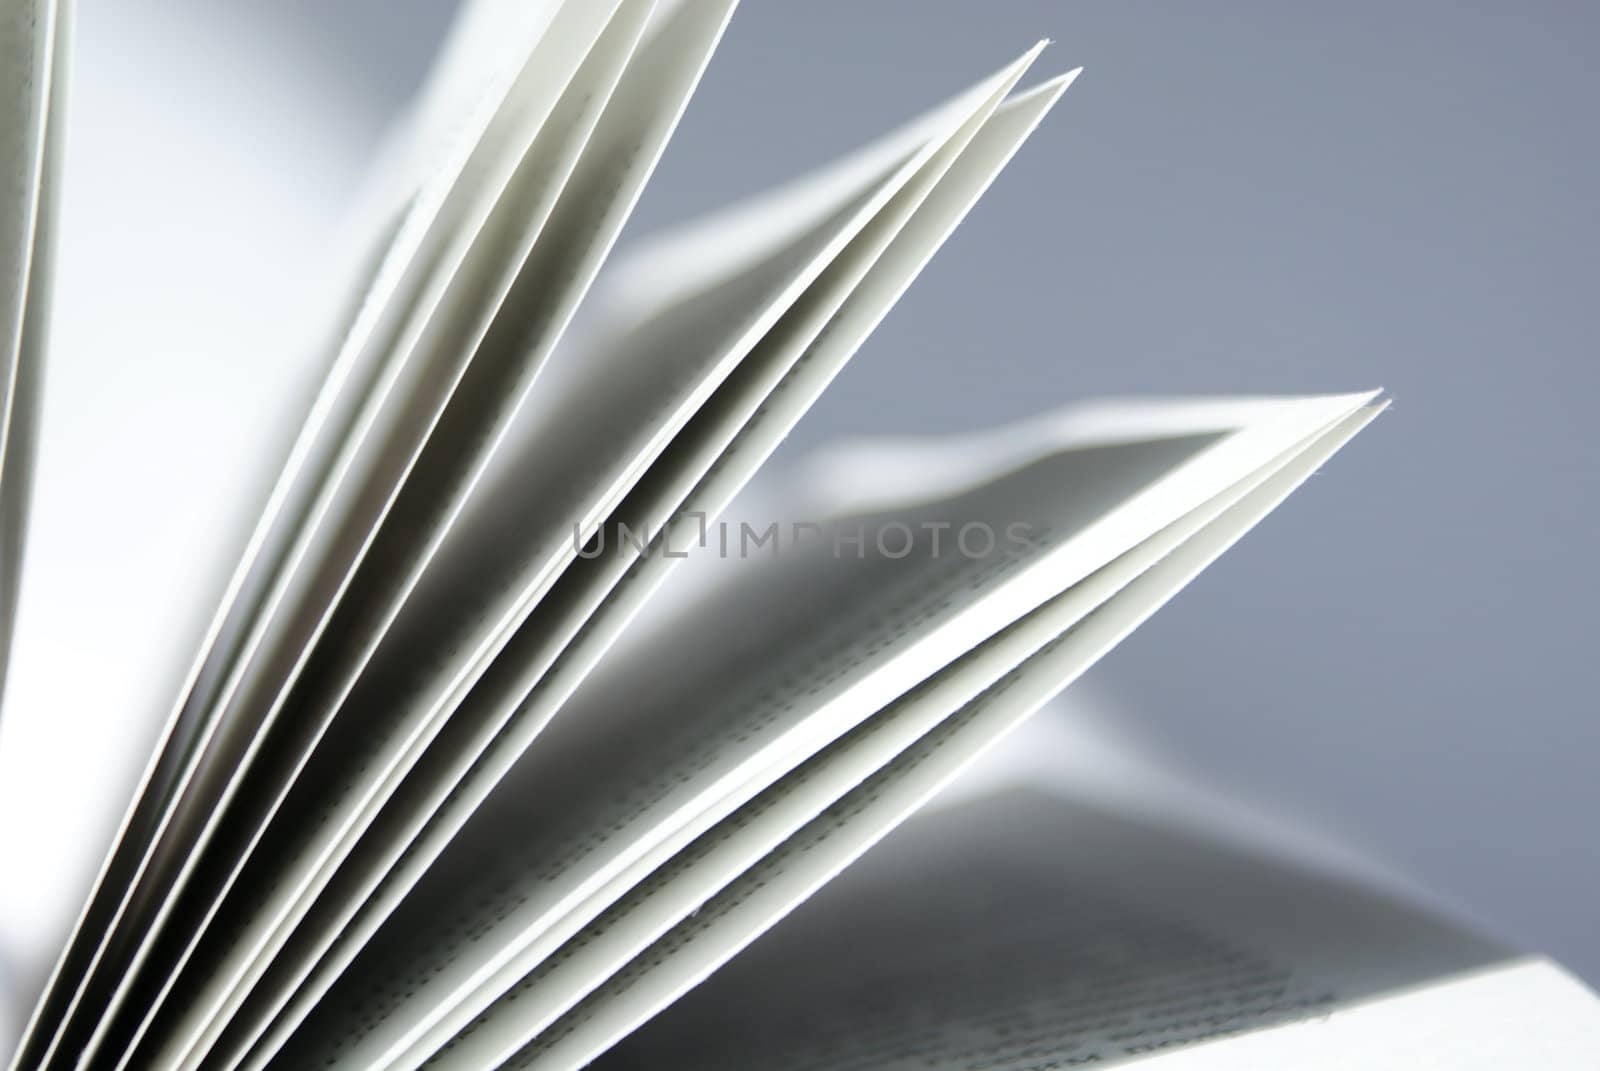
[461,403,1386,1070]
[0,0,62,714]
[0,0,56,446]
[5,0,623,1059]
[148,56,1057,1071]
[268,394,1371,1071]
[46,3,691,1066]
[276,433,1227,1071]
[90,5,669,1066]
[128,40,1041,1071]
[200,71,1073,1071]
[16,3,693,1063]
[393,404,1375,1071]
[1148,960,1600,1069]
[260,42,1044,897]
[589,789,1516,1071]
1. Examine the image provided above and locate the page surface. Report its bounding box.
[404,406,1373,1071]
[10,2,660,1065]
[473,404,1385,1070]
[191,70,1073,1071]
[101,5,666,1065]
[0,0,61,718]
[591,789,1512,1070]
[268,394,1372,1071]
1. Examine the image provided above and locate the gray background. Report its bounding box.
[0,0,1592,1025]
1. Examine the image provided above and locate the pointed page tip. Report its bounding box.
[606,36,1052,322]
[991,39,1049,85]
[997,39,1050,84]
[1040,66,1085,96]
[1003,67,1082,111]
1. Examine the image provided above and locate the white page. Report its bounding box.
[207,70,1072,1071]
[270,393,1372,1071]
[248,45,1048,918]
[587,787,1522,1071]
[10,3,622,1064]
[99,5,669,1066]
[0,0,62,718]
[139,44,1041,1071]
[128,6,1024,1062]
[489,404,1385,1071]
[411,407,1374,1070]
[278,429,1235,1069]
[18,4,713,1062]
[58,2,663,1062]
[264,77,1085,1061]
[1148,960,1600,1070]
[194,59,1056,1071]
[0,0,56,466]
[168,52,1042,1071]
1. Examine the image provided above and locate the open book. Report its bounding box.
[3,1,1592,1068]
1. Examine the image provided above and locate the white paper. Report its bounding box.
[579,789,1535,1070]
[110,5,666,1065]
[414,405,1378,1070]
[269,394,1373,1071]
[213,54,1063,1071]
[0,0,62,718]
[492,406,1391,1070]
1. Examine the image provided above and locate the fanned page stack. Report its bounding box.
[3,1,1597,1070]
